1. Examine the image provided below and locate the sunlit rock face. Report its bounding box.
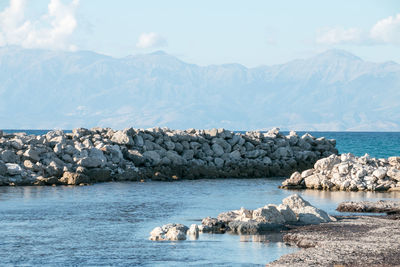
[0,127,337,186]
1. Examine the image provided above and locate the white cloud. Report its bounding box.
[136,32,167,49]
[316,13,400,46]
[0,0,79,50]
[370,13,400,45]
[316,27,364,45]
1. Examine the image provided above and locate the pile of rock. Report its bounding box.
[0,127,337,186]
[149,194,335,241]
[281,153,400,191]
[149,224,199,241]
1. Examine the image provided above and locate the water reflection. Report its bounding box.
[0,179,399,265]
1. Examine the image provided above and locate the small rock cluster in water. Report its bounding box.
[149,194,335,241]
[281,153,400,191]
[0,127,337,186]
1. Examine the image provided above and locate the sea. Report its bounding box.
[0,130,399,266]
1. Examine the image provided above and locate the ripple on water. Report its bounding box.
[0,180,399,265]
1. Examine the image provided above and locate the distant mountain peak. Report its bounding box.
[314,49,363,61]
[149,50,168,56]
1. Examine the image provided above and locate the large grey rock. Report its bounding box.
[252,205,286,224]
[1,150,19,163]
[111,130,133,145]
[165,227,187,241]
[133,135,144,147]
[276,204,298,223]
[6,163,22,175]
[229,150,241,161]
[78,157,103,168]
[165,151,184,165]
[23,149,41,162]
[211,143,224,157]
[126,150,145,165]
[143,151,161,166]
[282,194,335,224]
[149,223,189,241]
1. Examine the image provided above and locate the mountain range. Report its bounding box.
[0,46,399,131]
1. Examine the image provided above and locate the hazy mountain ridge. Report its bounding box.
[0,46,399,131]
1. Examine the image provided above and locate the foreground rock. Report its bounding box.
[0,128,337,186]
[149,194,335,241]
[337,200,400,214]
[281,153,400,191]
[268,215,400,266]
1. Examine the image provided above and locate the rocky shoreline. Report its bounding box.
[281,153,400,192]
[0,127,337,186]
[268,203,400,266]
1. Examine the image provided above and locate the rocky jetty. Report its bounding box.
[281,153,400,191]
[149,194,336,241]
[0,127,337,186]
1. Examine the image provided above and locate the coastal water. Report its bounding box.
[1,180,399,266]
[1,130,400,265]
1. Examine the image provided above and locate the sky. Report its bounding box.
[0,0,399,67]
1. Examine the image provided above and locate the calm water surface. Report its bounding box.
[1,131,400,265]
[1,180,400,266]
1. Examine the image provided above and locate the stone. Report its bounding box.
[111,130,133,145]
[143,151,161,166]
[1,150,19,163]
[60,171,89,185]
[214,157,224,168]
[304,173,324,189]
[282,194,335,224]
[229,150,241,161]
[372,168,387,180]
[126,150,145,165]
[5,163,22,175]
[78,157,103,168]
[276,204,297,223]
[252,205,286,224]
[211,143,224,157]
[133,135,144,147]
[387,168,400,182]
[187,224,199,238]
[165,151,184,165]
[282,171,304,187]
[182,150,194,161]
[165,227,187,241]
[23,149,41,162]
[10,139,24,150]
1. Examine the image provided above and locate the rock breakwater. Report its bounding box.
[0,127,337,186]
[281,153,400,191]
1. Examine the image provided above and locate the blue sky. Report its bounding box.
[0,0,399,66]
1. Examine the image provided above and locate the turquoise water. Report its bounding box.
[1,180,399,266]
